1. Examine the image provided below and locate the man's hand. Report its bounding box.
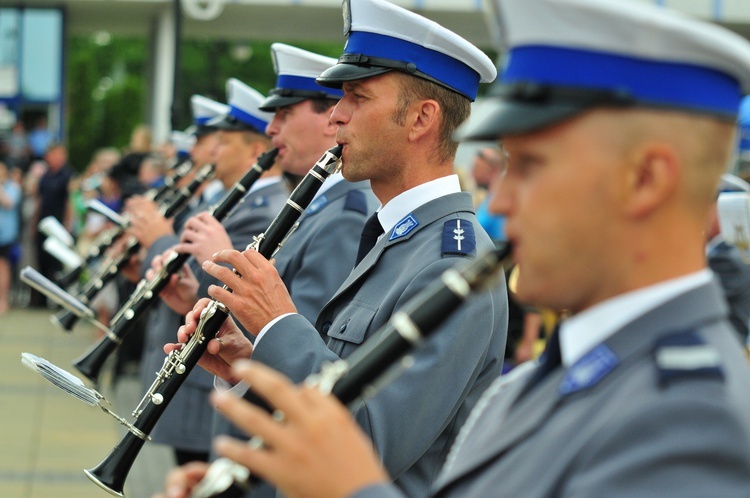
[174,213,233,265]
[146,248,199,315]
[202,249,297,336]
[163,298,253,383]
[152,461,209,498]
[212,361,389,498]
[126,196,174,249]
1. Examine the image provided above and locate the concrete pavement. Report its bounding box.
[0,307,175,498]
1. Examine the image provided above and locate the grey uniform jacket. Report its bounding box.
[140,181,288,451]
[708,240,750,341]
[251,192,508,497]
[358,279,750,497]
[272,179,378,324]
[212,180,378,447]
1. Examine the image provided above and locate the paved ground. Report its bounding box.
[0,307,175,498]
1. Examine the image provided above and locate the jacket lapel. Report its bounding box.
[320,193,474,309]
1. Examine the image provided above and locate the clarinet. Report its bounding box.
[191,242,512,498]
[56,158,196,289]
[82,145,343,497]
[71,149,279,384]
[146,155,196,204]
[51,164,214,334]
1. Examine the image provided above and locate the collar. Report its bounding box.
[376,174,461,233]
[560,269,713,367]
[201,179,225,204]
[248,175,282,194]
[316,172,345,198]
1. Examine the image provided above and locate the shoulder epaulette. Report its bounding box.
[343,189,368,215]
[442,218,476,256]
[654,331,724,387]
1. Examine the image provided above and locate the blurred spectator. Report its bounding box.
[30,143,73,306]
[138,156,165,190]
[4,121,30,171]
[28,116,52,162]
[109,152,149,201]
[70,147,122,241]
[471,147,506,241]
[128,124,152,153]
[0,161,22,313]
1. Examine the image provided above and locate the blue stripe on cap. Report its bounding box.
[228,105,269,133]
[503,45,742,116]
[195,116,212,125]
[345,31,482,100]
[276,75,344,98]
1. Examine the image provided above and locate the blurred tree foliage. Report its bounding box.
[66,36,342,170]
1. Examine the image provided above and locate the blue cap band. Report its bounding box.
[503,45,743,117]
[344,31,482,100]
[228,106,269,133]
[276,75,343,98]
[195,116,212,125]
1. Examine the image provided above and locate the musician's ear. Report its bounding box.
[408,99,440,143]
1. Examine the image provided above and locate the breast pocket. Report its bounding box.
[326,301,379,356]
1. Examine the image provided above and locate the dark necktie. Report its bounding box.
[355,213,384,266]
[516,326,561,401]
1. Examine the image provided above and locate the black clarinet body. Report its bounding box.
[83,145,343,497]
[195,243,511,498]
[71,150,278,383]
[51,164,214,335]
[147,156,195,204]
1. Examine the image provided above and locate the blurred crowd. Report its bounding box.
[0,121,173,323]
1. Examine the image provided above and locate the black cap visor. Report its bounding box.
[456,99,591,141]
[457,82,638,141]
[259,87,340,112]
[191,124,219,138]
[316,63,392,88]
[207,114,262,134]
[259,94,308,112]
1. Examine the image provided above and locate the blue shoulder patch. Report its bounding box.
[389,214,419,241]
[251,195,268,208]
[343,189,368,215]
[559,344,619,396]
[306,194,328,216]
[654,331,724,387]
[442,219,476,256]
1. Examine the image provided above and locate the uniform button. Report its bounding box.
[321,322,332,334]
[339,322,348,333]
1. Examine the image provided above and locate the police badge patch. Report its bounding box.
[306,194,328,216]
[251,195,269,208]
[442,219,476,256]
[389,214,419,241]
